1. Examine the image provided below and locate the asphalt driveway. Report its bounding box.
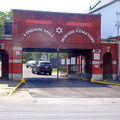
[20,77,120,98]
[21,65,120,98]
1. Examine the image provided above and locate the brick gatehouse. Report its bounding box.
[0,9,118,80]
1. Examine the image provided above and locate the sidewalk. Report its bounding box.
[0,79,36,102]
[0,79,20,95]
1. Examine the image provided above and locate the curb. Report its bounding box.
[94,80,120,86]
[90,78,120,86]
[9,78,26,95]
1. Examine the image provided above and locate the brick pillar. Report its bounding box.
[92,49,102,80]
[77,56,80,73]
[9,46,22,81]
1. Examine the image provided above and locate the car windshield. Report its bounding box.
[40,63,50,66]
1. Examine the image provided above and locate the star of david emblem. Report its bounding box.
[56,27,63,34]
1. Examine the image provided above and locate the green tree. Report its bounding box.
[22,52,33,63]
[0,10,12,34]
[50,53,68,58]
[22,52,42,63]
[32,52,42,61]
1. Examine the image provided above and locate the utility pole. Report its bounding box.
[116,11,120,36]
[116,10,120,79]
[57,48,59,80]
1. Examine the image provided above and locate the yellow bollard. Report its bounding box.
[90,78,95,82]
[20,78,26,83]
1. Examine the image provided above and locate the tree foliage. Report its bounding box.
[23,52,42,63]
[23,52,67,63]
[22,52,33,62]
[32,52,42,60]
[50,53,68,58]
[0,10,12,34]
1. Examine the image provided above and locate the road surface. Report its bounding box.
[0,100,120,120]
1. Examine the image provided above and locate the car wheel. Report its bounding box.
[32,69,35,73]
[49,72,52,75]
[36,69,40,74]
[44,72,46,75]
[37,72,40,74]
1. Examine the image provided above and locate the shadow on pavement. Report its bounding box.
[22,77,110,88]
[0,79,19,87]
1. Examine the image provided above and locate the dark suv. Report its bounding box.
[32,61,52,75]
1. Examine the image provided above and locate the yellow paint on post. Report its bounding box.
[90,78,120,86]
[94,80,120,86]
[20,78,26,83]
[9,78,26,95]
[90,78,95,82]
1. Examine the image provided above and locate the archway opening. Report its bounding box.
[22,48,92,80]
[0,55,2,77]
[103,52,113,79]
[0,50,9,78]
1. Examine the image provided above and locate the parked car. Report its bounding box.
[26,60,36,68]
[32,61,52,75]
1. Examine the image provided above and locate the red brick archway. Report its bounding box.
[9,9,102,80]
[0,9,117,81]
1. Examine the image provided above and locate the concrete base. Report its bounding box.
[68,73,91,79]
[113,74,117,80]
[92,74,103,81]
[92,74,117,81]
[9,74,22,81]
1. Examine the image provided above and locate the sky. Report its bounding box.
[0,0,97,13]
